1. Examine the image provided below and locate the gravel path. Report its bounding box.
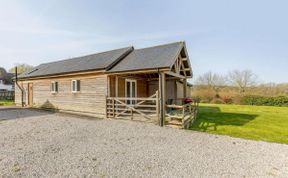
[0,108,288,178]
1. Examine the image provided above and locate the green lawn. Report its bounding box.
[191,103,288,144]
[0,100,15,106]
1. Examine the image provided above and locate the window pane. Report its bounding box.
[77,80,80,91]
[132,82,136,104]
[51,83,54,91]
[72,81,76,91]
[132,82,136,97]
[55,82,58,92]
[126,82,130,97]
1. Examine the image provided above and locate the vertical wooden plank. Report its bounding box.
[159,74,162,126]
[159,72,166,126]
[162,73,166,126]
[183,79,187,98]
[105,95,107,118]
[107,76,110,97]
[115,76,118,97]
[112,98,115,118]
[131,108,133,120]
[155,90,159,121]
[182,105,185,128]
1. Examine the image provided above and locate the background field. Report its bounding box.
[0,100,14,106]
[191,104,288,144]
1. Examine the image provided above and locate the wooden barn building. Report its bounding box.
[15,41,196,127]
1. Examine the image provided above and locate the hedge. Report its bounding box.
[240,95,288,107]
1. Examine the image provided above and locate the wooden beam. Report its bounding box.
[159,72,166,126]
[159,73,162,126]
[107,76,110,96]
[165,71,185,79]
[18,70,106,81]
[183,79,187,98]
[115,76,118,97]
[182,68,191,71]
[179,55,187,77]
[106,68,169,76]
[177,57,181,73]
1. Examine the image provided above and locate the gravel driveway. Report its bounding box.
[0,108,288,178]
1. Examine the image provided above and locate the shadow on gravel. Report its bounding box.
[0,108,53,122]
[191,106,258,131]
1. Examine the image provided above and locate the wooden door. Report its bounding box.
[28,83,33,106]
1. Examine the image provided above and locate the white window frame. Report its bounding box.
[125,79,137,104]
[51,81,58,93]
[71,80,80,93]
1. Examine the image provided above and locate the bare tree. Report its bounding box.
[228,69,258,93]
[9,63,34,74]
[195,71,226,94]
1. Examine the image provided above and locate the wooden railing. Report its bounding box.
[166,100,199,129]
[106,91,159,121]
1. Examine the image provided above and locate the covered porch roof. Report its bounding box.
[106,41,193,79]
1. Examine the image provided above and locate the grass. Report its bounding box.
[191,103,288,144]
[0,100,15,106]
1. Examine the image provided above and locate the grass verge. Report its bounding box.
[0,100,15,106]
[191,103,288,144]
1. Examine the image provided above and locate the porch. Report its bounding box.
[106,67,198,128]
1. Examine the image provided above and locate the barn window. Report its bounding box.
[51,81,58,93]
[72,80,80,92]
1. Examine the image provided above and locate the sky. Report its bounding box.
[0,0,287,83]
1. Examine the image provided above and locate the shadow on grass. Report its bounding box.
[191,106,258,132]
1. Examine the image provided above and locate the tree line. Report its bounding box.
[193,70,288,106]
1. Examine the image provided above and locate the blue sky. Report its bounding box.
[0,0,287,83]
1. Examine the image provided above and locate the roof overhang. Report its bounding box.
[15,69,106,81]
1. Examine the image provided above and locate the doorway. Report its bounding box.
[28,83,33,106]
[125,79,137,104]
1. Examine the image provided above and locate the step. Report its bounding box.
[165,124,182,129]
[166,120,182,126]
[166,114,183,120]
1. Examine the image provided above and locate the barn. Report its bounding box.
[15,41,196,127]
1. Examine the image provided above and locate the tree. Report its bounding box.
[228,70,258,93]
[0,67,14,84]
[9,63,34,74]
[195,71,226,94]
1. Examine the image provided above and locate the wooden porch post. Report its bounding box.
[183,78,187,98]
[115,76,118,97]
[107,76,110,97]
[159,72,166,126]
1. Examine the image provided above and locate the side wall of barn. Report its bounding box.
[15,73,108,117]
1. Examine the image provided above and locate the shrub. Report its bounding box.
[191,96,201,103]
[241,95,288,106]
[211,98,225,104]
[222,96,233,104]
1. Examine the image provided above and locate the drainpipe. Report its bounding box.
[15,67,24,107]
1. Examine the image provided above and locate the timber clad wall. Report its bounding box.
[15,74,108,117]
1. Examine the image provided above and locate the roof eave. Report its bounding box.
[16,68,106,81]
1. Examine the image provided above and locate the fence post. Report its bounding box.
[156,90,159,122]
[105,95,108,118]
[112,98,115,118]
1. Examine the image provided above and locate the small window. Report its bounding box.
[51,81,58,93]
[72,80,80,93]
